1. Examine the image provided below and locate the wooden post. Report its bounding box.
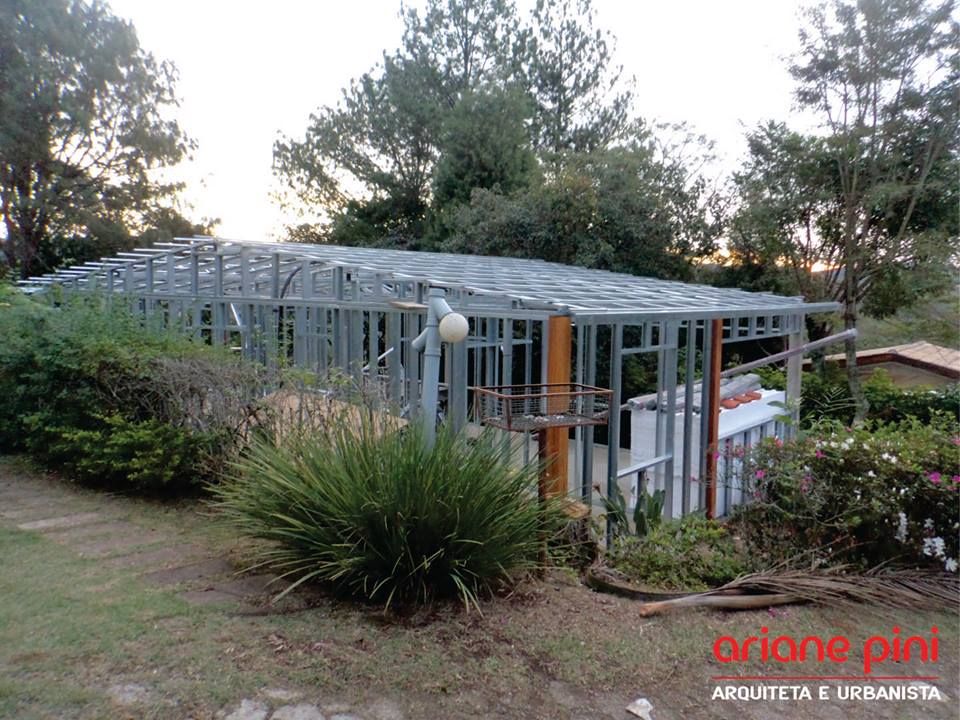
[705,318,723,519]
[542,314,572,498]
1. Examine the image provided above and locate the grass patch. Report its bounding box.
[2,457,958,719]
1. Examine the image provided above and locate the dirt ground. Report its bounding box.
[1,456,957,720]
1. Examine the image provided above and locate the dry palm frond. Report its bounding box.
[716,567,959,610]
[635,567,959,617]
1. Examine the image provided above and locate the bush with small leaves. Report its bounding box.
[607,514,749,591]
[0,288,262,493]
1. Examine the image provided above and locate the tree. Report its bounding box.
[432,87,538,209]
[33,204,216,277]
[274,55,443,248]
[274,1,524,247]
[728,124,838,336]
[400,0,521,104]
[445,127,723,280]
[0,0,192,278]
[273,0,643,248]
[731,0,958,421]
[521,0,633,154]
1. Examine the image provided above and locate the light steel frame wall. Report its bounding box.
[20,237,837,515]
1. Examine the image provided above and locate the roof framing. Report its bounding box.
[18,236,837,325]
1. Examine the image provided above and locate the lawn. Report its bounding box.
[1,457,957,720]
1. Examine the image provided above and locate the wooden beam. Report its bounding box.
[542,314,572,498]
[705,318,723,519]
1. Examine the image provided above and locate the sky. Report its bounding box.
[108,0,811,241]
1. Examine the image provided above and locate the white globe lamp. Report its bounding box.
[438,312,469,343]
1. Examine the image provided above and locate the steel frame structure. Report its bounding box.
[20,236,838,515]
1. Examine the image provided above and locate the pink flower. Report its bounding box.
[815,450,825,459]
[774,438,783,448]
[929,472,942,485]
[952,437,960,446]
[952,475,960,484]
[755,469,766,480]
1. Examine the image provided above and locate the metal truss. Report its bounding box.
[20,237,838,520]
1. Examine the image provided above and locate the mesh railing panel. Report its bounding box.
[472,384,612,431]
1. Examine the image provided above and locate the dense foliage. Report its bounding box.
[756,365,959,427]
[443,136,722,281]
[733,418,960,572]
[0,288,261,493]
[726,0,958,419]
[214,419,561,610]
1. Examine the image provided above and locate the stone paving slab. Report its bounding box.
[141,557,236,586]
[0,484,75,502]
[0,503,82,521]
[44,520,141,543]
[0,489,76,502]
[178,588,246,607]
[272,704,327,720]
[214,574,284,598]
[72,529,167,558]
[101,544,212,571]
[18,512,104,531]
[0,491,77,507]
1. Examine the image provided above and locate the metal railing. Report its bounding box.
[620,413,786,522]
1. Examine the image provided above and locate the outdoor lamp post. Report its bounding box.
[411,287,468,447]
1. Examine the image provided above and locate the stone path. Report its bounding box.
[100,682,407,720]
[0,464,398,720]
[7,463,954,720]
[214,694,406,720]
[0,470,288,609]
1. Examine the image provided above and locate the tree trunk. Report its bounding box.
[843,296,868,424]
[841,203,868,424]
[804,315,833,376]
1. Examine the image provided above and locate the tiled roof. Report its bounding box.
[818,341,960,379]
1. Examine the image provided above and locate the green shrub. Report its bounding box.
[756,364,959,427]
[733,417,960,572]
[213,419,562,610]
[0,290,261,493]
[607,514,749,591]
[43,415,214,494]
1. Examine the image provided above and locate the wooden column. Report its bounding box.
[705,318,723,519]
[542,314,572,498]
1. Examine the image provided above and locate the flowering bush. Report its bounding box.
[731,417,959,572]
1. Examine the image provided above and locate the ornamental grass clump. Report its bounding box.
[213,417,557,610]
